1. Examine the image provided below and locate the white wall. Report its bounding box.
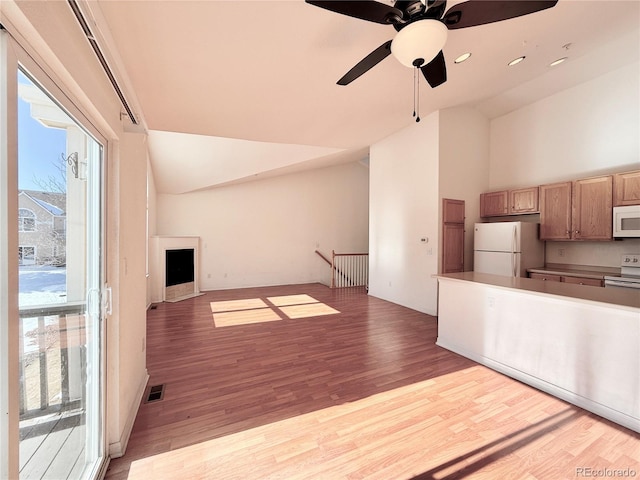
[489,62,640,189]
[109,132,149,456]
[369,112,440,315]
[156,161,369,290]
[438,107,491,271]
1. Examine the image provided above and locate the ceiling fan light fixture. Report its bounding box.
[549,57,568,67]
[508,56,526,67]
[454,52,472,64]
[391,19,448,68]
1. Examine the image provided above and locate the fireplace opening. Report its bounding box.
[166,248,194,287]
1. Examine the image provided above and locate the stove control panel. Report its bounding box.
[622,254,640,265]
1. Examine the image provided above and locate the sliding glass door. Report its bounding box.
[1,31,107,480]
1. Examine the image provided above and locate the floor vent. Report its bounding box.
[145,384,165,403]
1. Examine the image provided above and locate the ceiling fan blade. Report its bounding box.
[337,40,393,85]
[306,1,403,24]
[420,50,447,88]
[442,0,558,29]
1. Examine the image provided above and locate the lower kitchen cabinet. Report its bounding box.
[562,276,604,287]
[529,272,561,282]
[529,272,604,287]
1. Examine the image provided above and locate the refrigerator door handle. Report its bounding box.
[513,252,517,277]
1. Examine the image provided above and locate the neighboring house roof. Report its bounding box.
[19,190,66,216]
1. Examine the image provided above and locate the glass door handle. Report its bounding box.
[102,285,112,317]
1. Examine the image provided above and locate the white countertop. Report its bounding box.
[435,272,640,310]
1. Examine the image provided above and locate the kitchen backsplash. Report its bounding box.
[545,238,640,267]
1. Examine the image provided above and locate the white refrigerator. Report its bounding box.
[473,222,544,277]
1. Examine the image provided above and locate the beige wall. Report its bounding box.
[156,161,369,291]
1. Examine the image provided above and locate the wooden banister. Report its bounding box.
[315,249,332,266]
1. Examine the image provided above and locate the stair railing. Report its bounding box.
[315,249,368,289]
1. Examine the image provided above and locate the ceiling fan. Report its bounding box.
[306,0,558,88]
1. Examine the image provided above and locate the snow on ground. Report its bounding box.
[19,266,67,353]
[19,265,67,307]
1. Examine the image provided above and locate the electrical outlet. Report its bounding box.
[558,248,565,257]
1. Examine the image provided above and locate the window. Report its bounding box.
[18,246,35,265]
[18,208,35,232]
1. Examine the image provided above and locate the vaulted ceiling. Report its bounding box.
[89,0,639,193]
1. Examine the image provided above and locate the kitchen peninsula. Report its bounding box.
[435,272,640,432]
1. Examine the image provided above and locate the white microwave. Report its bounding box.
[613,205,640,238]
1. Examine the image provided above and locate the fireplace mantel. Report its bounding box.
[150,236,200,303]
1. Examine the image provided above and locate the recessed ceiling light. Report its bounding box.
[508,56,526,66]
[549,57,568,67]
[454,52,472,64]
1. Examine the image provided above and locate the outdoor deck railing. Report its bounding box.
[18,302,85,420]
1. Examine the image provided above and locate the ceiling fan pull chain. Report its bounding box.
[415,67,421,123]
[413,67,417,119]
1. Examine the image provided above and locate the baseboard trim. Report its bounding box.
[108,370,149,458]
[436,338,640,433]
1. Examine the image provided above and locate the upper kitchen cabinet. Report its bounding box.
[443,198,465,224]
[540,182,572,240]
[540,176,613,241]
[509,187,539,214]
[480,191,508,217]
[480,187,539,217]
[614,170,640,206]
[572,175,613,240]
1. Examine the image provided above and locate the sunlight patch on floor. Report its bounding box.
[210,298,267,312]
[267,294,318,306]
[210,294,340,327]
[279,302,340,319]
[213,308,282,327]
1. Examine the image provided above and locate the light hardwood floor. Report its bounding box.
[105,283,639,479]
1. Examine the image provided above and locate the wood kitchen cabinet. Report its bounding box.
[443,198,465,223]
[509,187,539,214]
[529,272,604,287]
[539,181,572,240]
[442,223,465,273]
[529,272,561,282]
[540,175,612,241]
[572,175,612,240]
[480,187,539,217]
[561,276,604,287]
[442,199,465,273]
[480,191,508,217]
[614,170,640,206]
